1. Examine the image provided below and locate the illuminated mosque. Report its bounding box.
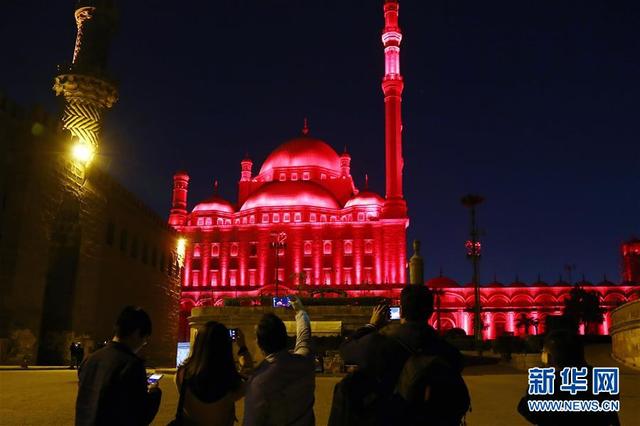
[168,1,639,338]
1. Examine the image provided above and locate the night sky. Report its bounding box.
[2,1,638,284]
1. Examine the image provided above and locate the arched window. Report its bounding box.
[130,236,139,259]
[151,247,157,266]
[365,240,373,254]
[193,244,201,258]
[304,241,312,256]
[119,229,128,252]
[344,240,353,255]
[211,243,220,257]
[106,221,115,245]
[210,270,219,286]
[323,241,332,255]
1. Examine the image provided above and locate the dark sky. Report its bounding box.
[2,1,638,284]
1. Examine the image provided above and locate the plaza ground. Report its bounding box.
[0,344,637,425]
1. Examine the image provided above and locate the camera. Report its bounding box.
[272,296,290,308]
[389,306,400,320]
[229,328,239,341]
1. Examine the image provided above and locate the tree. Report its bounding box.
[563,285,604,333]
[516,313,538,336]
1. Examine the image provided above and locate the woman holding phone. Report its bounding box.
[174,321,253,425]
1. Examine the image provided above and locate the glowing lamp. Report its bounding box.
[71,141,95,164]
[465,240,482,257]
[176,238,187,265]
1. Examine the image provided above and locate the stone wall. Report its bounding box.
[0,96,180,367]
[610,299,640,369]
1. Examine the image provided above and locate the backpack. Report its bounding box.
[328,336,470,426]
[392,337,471,426]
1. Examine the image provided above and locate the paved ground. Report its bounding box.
[0,344,637,425]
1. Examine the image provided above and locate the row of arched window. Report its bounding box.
[189,239,375,258]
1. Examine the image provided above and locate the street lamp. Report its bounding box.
[461,194,484,355]
[71,138,95,165]
[270,232,287,297]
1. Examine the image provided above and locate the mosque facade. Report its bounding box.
[168,1,638,338]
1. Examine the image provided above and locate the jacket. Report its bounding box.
[75,341,161,426]
[243,310,316,426]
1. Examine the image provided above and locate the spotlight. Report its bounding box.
[71,141,95,164]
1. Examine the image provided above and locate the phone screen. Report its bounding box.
[272,296,290,308]
[229,328,238,340]
[389,306,400,320]
[147,373,163,385]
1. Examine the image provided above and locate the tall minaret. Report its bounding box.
[53,0,119,164]
[381,0,407,218]
[169,170,190,226]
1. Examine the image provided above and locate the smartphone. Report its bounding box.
[229,328,239,341]
[389,306,400,320]
[147,373,163,385]
[314,355,324,373]
[272,296,290,308]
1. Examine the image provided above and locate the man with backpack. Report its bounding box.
[329,285,469,426]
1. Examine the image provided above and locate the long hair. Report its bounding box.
[182,321,241,402]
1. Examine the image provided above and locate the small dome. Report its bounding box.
[427,276,459,288]
[598,277,617,287]
[510,277,527,287]
[344,191,384,208]
[241,181,340,211]
[532,276,548,287]
[485,279,504,288]
[259,136,341,175]
[576,278,594,287]
[192,195,235,213]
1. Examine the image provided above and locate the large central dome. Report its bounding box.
[259,135,341,175]
[241,181,340,211]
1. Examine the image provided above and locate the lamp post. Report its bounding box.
[461,194,484,355]
[270,232,287,297]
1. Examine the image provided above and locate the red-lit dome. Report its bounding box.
[427,276,459,288]
[344,191,384,208]
[192,195,235,213]
[240,181,340,211]
[259,136,341,175]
